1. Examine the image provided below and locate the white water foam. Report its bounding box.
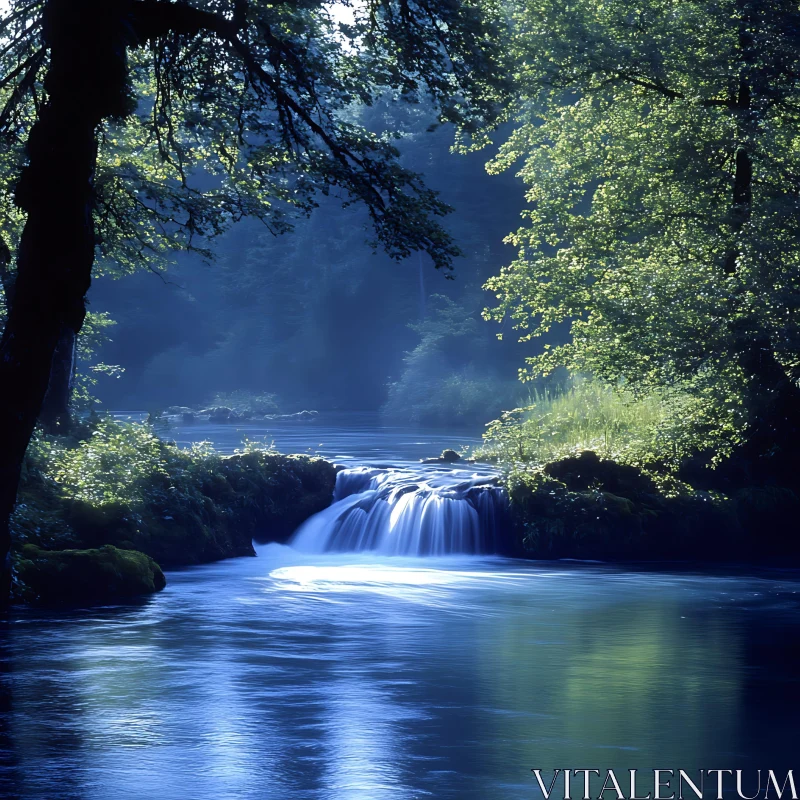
[290,465,509,556]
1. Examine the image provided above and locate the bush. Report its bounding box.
[51,419,168,505]
[11,419,337,602]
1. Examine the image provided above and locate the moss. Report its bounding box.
[216,452,337,543]
[15,437,337,575]
[14,544,165,607]
[505,453,786,562]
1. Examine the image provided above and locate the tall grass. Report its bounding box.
[477,376,668,468]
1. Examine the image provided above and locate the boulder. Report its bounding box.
[421,449,462,465]
[203,406,234,423]
[163,406,194,416]
[543,450,656,497]
[15,544,166,606]
[263,410,319,421]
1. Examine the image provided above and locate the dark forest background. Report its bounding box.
[90,109,534,424]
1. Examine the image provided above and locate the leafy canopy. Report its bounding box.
[484,0,800,448]
[0,0,511,277]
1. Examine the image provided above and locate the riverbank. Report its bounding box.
[12,414,799,606]
[11,418,336,606]
[506,450,800,562]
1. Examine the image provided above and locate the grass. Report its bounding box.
[477,376,669,469]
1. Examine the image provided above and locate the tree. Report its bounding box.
[107,99,527,414]
[484,0,800,474]
[0,0,508,601]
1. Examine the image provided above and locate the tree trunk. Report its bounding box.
[0,0,130,607]
[736,338,800,482]
[39,326,78,435]
[722,57,800,476]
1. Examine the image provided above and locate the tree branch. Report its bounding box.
[130,0,388,211]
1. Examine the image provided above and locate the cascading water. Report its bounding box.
[290,465,510,555]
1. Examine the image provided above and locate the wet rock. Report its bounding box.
[163,406,194,416]
[263,410,319,421]
[421,449,463,465]
[203,406,234,423]
[15,544,166,606]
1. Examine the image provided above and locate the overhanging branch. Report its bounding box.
[130,0,388,211]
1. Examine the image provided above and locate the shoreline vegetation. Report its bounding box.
[11,374,800,608]
[477,378,800,563]
[11,417,335,607]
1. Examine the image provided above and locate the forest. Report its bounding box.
[2,2,800,798]
[2,0,800,607]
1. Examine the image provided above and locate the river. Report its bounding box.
[0,415,798,799]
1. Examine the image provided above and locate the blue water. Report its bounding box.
[1,417,798,799]
[116,410,485,467]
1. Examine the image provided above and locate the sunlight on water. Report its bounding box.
[267,562,534,606]
[2,547,799,799]
[271,562,525,588]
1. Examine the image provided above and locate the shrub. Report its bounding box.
[51,420,168,505]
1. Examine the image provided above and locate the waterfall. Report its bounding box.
[290,465,509,556]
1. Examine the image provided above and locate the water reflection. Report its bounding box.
[1,551,798,799]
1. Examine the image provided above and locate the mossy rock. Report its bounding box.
[544,450,657,497]
[14,429,337,587]
[219,452,336,543]
[60,452,335,561]
[510,479,647,560]
[14,544,166,607]
[506,456,795,561]
[421,449,462,465]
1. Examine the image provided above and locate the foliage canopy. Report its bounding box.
[484,0,800,454]
[0,0,510,273]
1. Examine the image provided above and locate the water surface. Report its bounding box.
[118,410,484,467]
[2,552,798,799]
[1,417,797,799]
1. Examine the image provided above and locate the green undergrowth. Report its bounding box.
[15,544,166,607]
[477,377,674,469]
[477,378,800,562]
[11,418,336,605]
